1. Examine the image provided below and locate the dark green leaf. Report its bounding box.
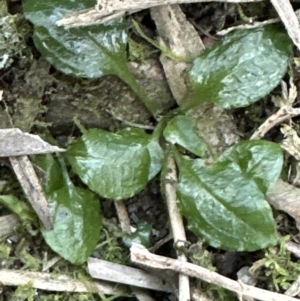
[23,0,128,78]
[219,140,283,194]
[163,115,208,157]
[23,0,160,116]
[34,154,64,194]
[116,128,163,180]
[36,155,101,264]
[188,25,292,109]
[67,128,163,200]
[176,140,282,251]
[42,183,101,264]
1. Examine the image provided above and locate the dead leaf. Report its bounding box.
[0,128,65,157]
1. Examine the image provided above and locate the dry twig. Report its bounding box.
[114,201,155,301]
[164,154,190,301]
[114,200,131,234]
[9,156,53,230]
[251,80,300,139]
[88,257,175,292]
[0,127,65,230]
[57,0,263,28]
[131,243,300,301]
[0,269,130,296]
[270,0,300,51]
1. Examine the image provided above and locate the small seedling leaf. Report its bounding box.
[163,115,208,157]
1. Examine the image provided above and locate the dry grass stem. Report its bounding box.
[251,107,300,139]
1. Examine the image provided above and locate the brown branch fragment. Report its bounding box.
[267,179,300,226]
[88,257,175,292]
[9,156,53,230]
[164,154,190,301]
[57,0,264,28]
[270,0,300,51]
[131,243,300,301]
[251,107,300,139]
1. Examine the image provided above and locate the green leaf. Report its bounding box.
[116,128,163,180]
[188,24,292,109]
[42,183,101,264]
[23,0,128,78]
[23,0,160,116]
[176,140,282,251]
[219,140,283,194]
[37,155,101,264]
[34,154,64,194]
[163,115,208,157]
[67,128,163,200]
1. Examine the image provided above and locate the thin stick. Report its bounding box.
[114,201,156,301]
[164,154,190,301]
[9,156,53,230]
[251,107,300,139]
[217,18,279,36]
[96,0,263,12]
[286,241,300,258]
[88,257,175,292]
[57,0,263,28]
[0,269,130,296]
[131,243,300,301]
[114,200,131,234]
[270,0,300,51]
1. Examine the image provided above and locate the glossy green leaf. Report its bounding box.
[34,154,64,194]
[219,140,283,194]
[36,155,101,264]
[67,128,163,200]
[23,0,159,116]
[42,183,101,265]
[163,115,208,157]
[23,0,128,78]
[176,140,282,251]
[116,128,163,180]
[189,24,292,109]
